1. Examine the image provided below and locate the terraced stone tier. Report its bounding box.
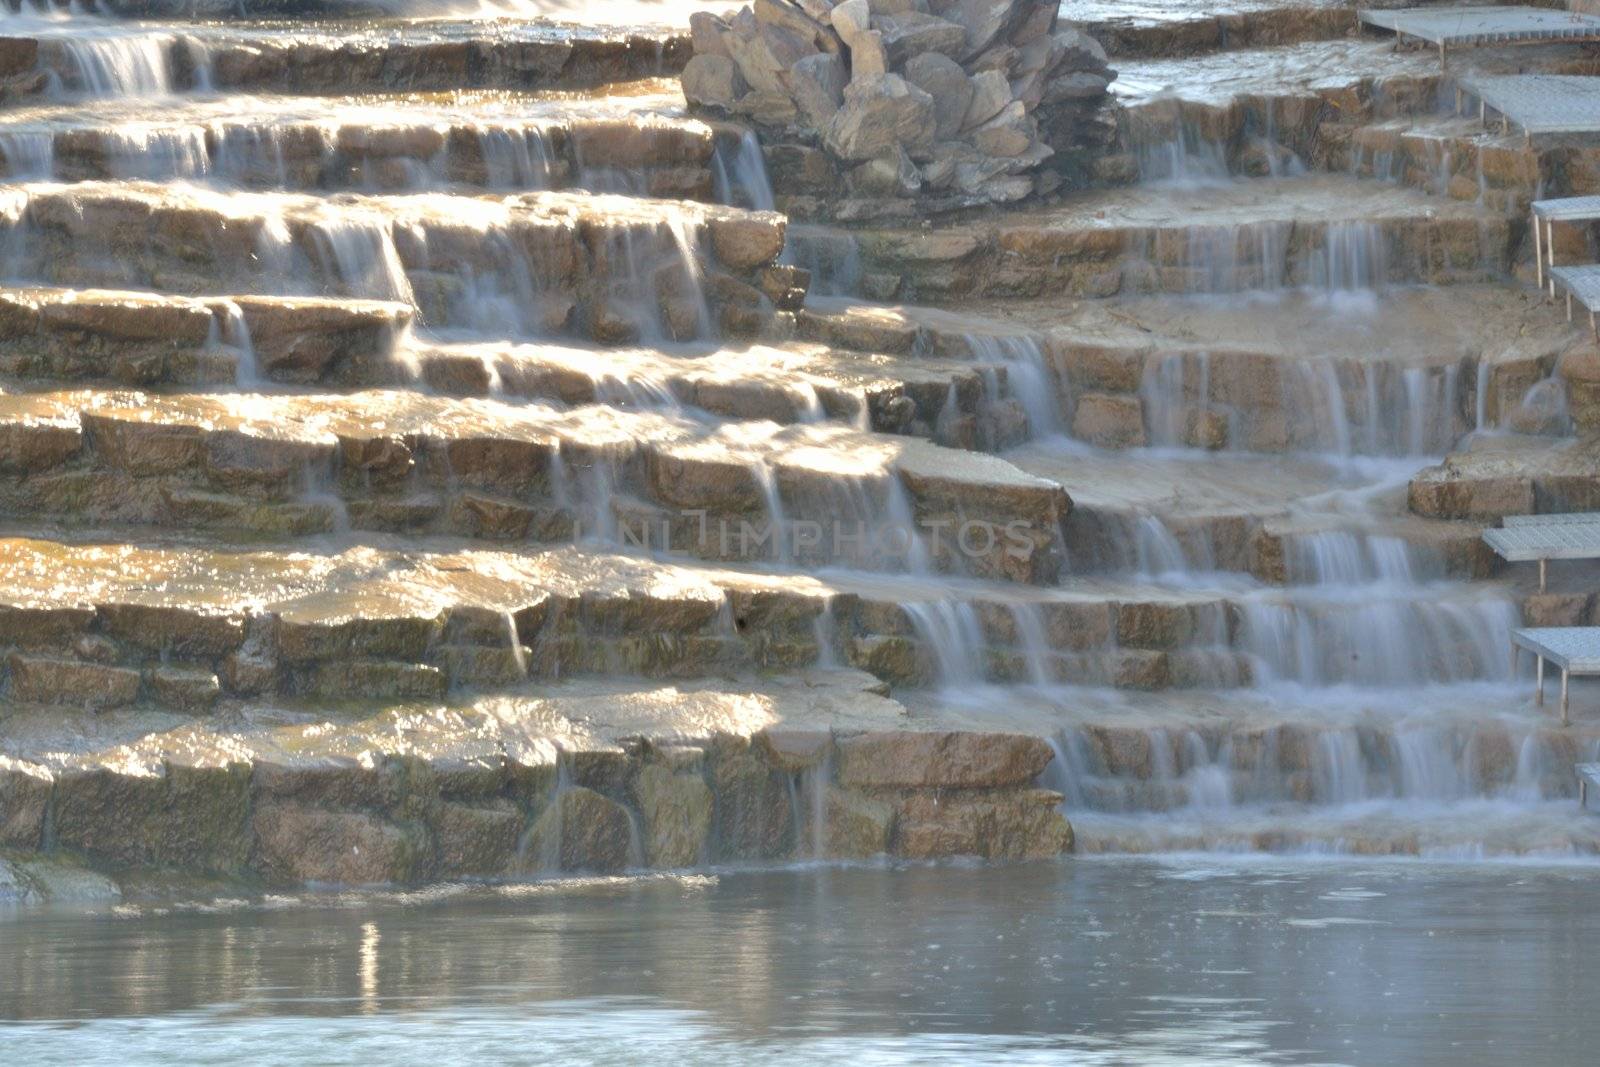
[0,388,1069,581]
[10,21,690,99]
[0,532,1275,700]
[800,287,1577,448]
[1010,443,1498,580]
[1064,0,1359,58]
[843,175,1516,300]
[1110,36,1600,184]
[1410,434,1600,520]
[0,670,1071,882]
[0,88,731,199]
[0,182,790,342]
[0,287,412,386]
[1340,116,1600,213]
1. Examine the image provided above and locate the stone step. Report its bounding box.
[794,286,1577,451]
[1006,442,1499,579]
[0,88,745,202]
[0,181,790,343]
[0,669,1071,880]
[0,19,688,101]
[0,286,413,387]
[841,174,1517,301]
[0,285,1054,453]
[1337,115,1600,215]
[0,384,1069,582]
[1107,33,1600,185]
[0,530,1288,702]
[1409,433,1600,520]
[1066,0,1360,60]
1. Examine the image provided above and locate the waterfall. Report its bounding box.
[964,333,1063,439]
[712,130,774,212]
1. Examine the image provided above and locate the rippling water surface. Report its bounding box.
[3,857,1599,1064]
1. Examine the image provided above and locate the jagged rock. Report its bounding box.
[682,53,746,110]
[755,0,843,54]
[874,11,967,65]
[796,0,837,20]
[969,99,1035,157]
[728,15,816,95]
[903,52,972,139]
[823,73,936,161]
[1050,26,1108,70]
[941,0,1017,59]
[786,51,847,127]
[690,10,733,56]
[870,0,924,12]
[961,68,1011,129]
[970,42,1017,74]
[850,146,922,196]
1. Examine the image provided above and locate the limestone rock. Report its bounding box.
[903,52,973,139]
[961,68,1011,130]
[7,654,140,708]
[252,802,422,886]
[1071,392,1145,448]
[146,665,221,712]
[526,786,634,872]
[0,757,50,848]
[633,763,713,867]
[824,786,894,857]
[708,213,787,270]
[682,53,746,110]
[823,73,936,161]
[835,730,1055,788]
[434,799,523,877]
[785,51,847,127]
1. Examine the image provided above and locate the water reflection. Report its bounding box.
[1,859,1598,1064]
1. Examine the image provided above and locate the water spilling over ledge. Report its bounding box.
[0,0,1599,903]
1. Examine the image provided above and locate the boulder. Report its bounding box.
[251,803,422,885]
[690,10,733,56]
[785,51,847,127]
[708,213,787,270]
[942,0,1018,59]
[969,99,1035,157]
[823,73,936,161]
[1072,392,1146,448]
[903,52,973,139]
[850,146,922,196]
[682,53,746,110]
[755,0,843,53]
[830,0,872,44]
[874,11,968,65]
[961,68,1012,130]
[851,29,888,77]
[728,17,816,95]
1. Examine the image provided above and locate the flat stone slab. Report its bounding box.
[1361,6,1600,47]
[1462,75,1600,137]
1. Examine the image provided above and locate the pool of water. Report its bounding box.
[2,856,1597,1064]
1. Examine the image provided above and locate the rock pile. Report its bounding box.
[681,0,1115,213]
